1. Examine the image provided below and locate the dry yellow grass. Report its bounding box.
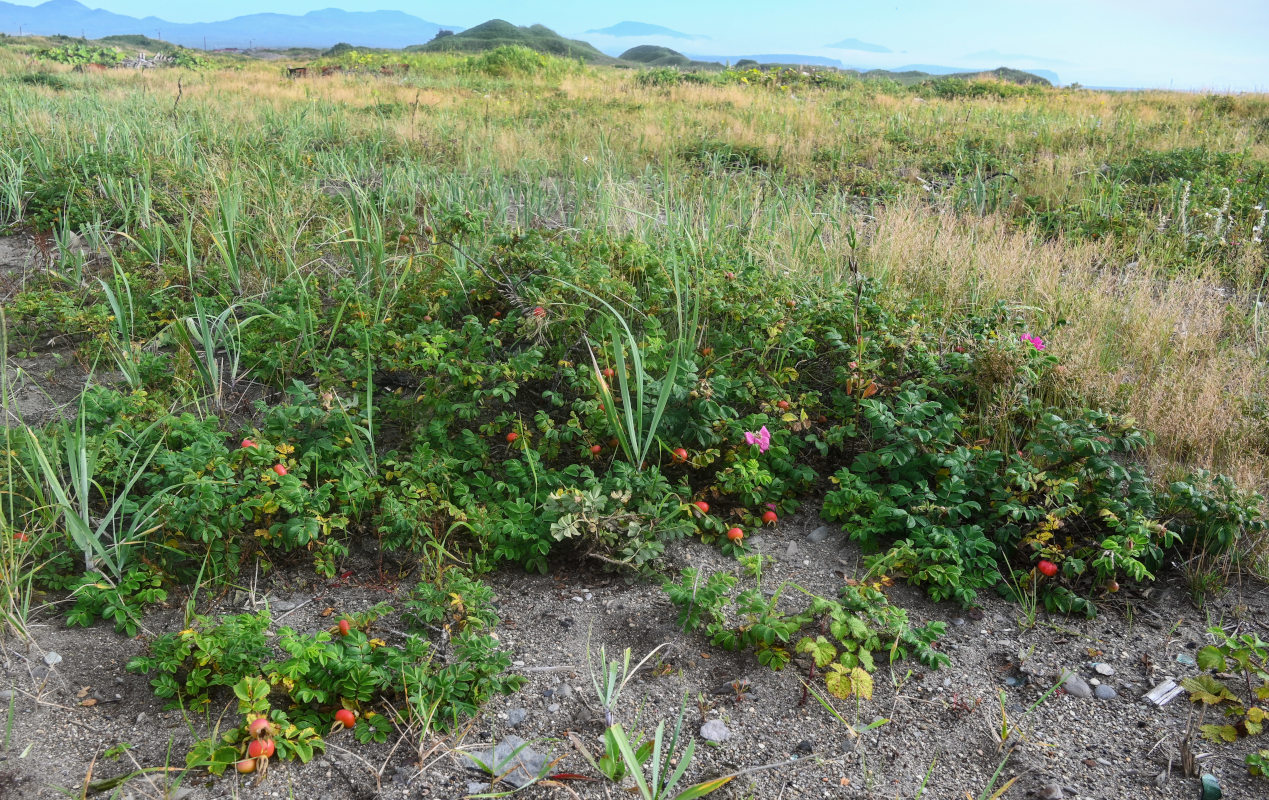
[853,202,1267,487]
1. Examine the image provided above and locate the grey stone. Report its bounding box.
[951,618,966,627]
[546,703,560,713]
[1200,773,1222,800]
[43,651,62,668]
[795,739,813,754]
[1036,784,1064,800]
[269,597,298,612]
[710,679,750,696]
[461,735,548,788]
[783,542,799,559]
[1061,670,1092,698]
[1094,685,1118,700]
[806,526,831,543]
[1093,662,1115,676]
[699,719,730,743]
[467,783,491,795]
[507,708,528,728]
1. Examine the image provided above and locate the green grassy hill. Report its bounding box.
[852,65,1051,87]
[618,45,690,67]
[96,34,178,52]
[945,66,1051,86]
[407,19,615,63]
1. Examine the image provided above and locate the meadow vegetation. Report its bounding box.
[0,38,1267,783]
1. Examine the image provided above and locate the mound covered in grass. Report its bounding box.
[407,18,615,63]
[619,44,691,67]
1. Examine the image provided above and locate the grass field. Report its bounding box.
[1,39,1268,788]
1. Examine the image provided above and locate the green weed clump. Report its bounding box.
[464,45,571,78]
[126,575,522,737]
[37,43,123,66]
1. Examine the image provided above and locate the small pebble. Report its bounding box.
[700,719,730,743]
[1061,670,1092,698]
[507,708,528,728]
[43,651,62,668]
[1094,685,1118,700]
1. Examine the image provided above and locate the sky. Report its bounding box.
[12,0,1269,90]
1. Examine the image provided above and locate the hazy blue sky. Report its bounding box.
[14,0,1269,89]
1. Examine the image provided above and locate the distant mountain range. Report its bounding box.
[0,3,1059,84]
[586,21,703,40]
[825,37,891,53]
[0,0,459,49]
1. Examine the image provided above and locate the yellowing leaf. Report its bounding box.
[1182,675,1238,705]
[850,667,874,700]
[1200,723,1239,743]
[825,663,852,700]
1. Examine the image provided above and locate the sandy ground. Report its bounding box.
[1,507,1267,800]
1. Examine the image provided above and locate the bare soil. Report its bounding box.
[2,351,98,428]
[1,510,1267,800]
